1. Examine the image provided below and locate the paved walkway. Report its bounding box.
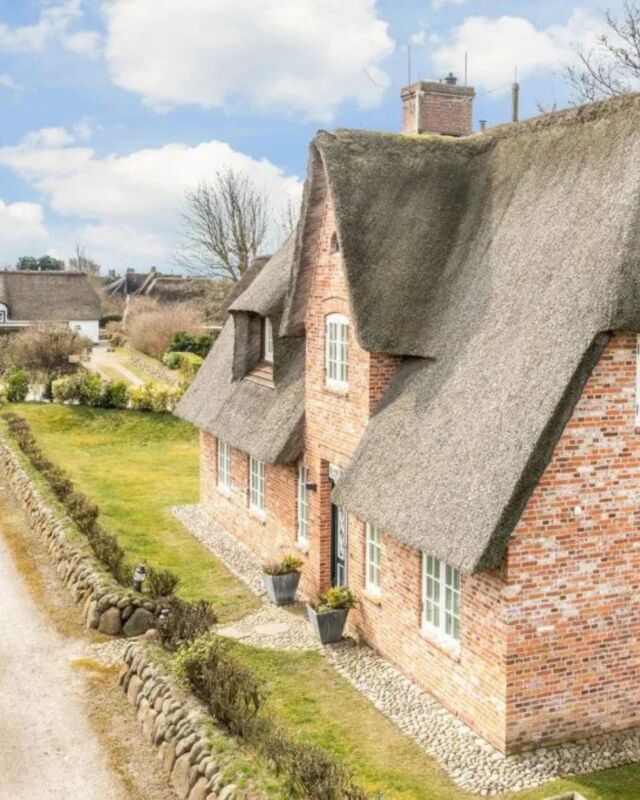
[87,341,143,387]
[0,494,129,800]
[173,504,640,796]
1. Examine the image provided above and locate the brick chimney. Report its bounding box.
[401,73,475,136]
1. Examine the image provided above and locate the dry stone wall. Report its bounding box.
[120,643,252,800]
[0,437,156,637]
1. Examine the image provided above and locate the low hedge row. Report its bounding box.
[51,372,185,412]
[176,634,369,800]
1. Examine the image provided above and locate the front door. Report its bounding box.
[330,501,348,587]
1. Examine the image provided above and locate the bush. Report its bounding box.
[100,313,122,327]
[158,597,217,651]
[317,586,357,613]
[127,299,205,360]
[263,554,303,576]
[167,330,213,358]
[162,351,181,370]
[4,368,29,402]
[128,382,183,413]
[147,566,181,598]
[103,379,129,409]
[78,372,104,406]
[177,352,203,378]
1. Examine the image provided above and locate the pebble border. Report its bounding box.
[173,504,640,796]
[120,643,250,800]
[0,436,156,637]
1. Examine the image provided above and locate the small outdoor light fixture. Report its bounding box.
[305,482,318,492]
[133,563,147,592]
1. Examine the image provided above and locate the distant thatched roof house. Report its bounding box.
[0,270,101,342]
[104,267,213,303]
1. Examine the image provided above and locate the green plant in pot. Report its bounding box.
[307,585,357,644]
[262,554,303,606]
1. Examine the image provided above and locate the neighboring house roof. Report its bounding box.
[104,271,150,297]
[0,270,101,321]
[175,237,304,464]
[285,94,640,573]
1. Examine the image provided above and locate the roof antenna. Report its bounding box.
[407,43,412,85]
[512,66,520,123]
[464,52,468,87]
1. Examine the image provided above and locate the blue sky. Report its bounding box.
[0,0,625,271]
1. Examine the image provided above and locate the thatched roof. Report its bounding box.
[284,94,640,572]
[0,270,101,321]
[175,236,304,464]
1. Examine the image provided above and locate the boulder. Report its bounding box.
[188,778,209,800]
[98,607,122,636]
[123,608,155,638]
[86,601,100,629]
[218,785,237,800]
[126,674,143,706]
[171,753,196,800]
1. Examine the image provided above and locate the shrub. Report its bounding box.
[100,313,122,327]
[4,368,29,402]
[127,299,205,360]
[263,555,303,576]
[147,566,181,597]
[162,351,181,370]
[177,352,203,378]
[317,586,357,613]
[157,597,217,651]
[103,379,129,409]
[0,384,6,406]
[167,330,213,358]
[128,382,183,413]
[78,372,105,407]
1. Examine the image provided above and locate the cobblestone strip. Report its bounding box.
[172,504,640,796]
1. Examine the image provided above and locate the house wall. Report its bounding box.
[504,333,640,751]
[200,431,299,570]
[68,319,99,344]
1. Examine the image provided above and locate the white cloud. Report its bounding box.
[103,0,394,121]
[431,0,468,10]
[432,10,604,92]
[0,125,303,270]
[0,73,21,92]
[0,0,101,57]
[0,200,49,265]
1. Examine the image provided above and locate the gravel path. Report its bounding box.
[87,341,143,387]
[173,504,640,795]
[0,511,129,800]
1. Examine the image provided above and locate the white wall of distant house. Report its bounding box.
[68,320,99,344]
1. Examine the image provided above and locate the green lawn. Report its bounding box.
[6,403,640,800]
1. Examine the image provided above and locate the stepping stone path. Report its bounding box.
[173,504,640,796]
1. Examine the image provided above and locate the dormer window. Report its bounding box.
[325,313,349,390]
[330,232,340,254]
[262,317,274,363]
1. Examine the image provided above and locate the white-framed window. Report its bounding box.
[422,554,461,646]
[217,440,231,492]
[263,317,274,363]
[325,313,349,390]
[636,335,640,427]
[249,456,266,514]
[365,523,382,594]
[297,463,309,546]
[0,303,8,323]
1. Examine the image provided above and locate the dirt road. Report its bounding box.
[87,341,143,387]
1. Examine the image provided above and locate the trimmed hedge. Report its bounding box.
[51,372,183,412]
[176,634,369,800]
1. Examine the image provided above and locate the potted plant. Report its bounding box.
[262,554,303,605]
[307,586,357,644]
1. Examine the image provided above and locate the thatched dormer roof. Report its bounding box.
[286,94,640,571]
[0,270,100,321]
[175,236,304,464]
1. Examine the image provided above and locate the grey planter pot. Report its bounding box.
[306,605,348,644]
[263,571,301,605]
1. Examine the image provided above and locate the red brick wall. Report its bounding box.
[401,82,474,136]
[505,333,640,750]
[200,431,300,569]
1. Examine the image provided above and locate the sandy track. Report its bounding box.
[0,521,128,800]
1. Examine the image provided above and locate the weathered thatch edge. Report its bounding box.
[120,644,251,800]
[0,434,156,635]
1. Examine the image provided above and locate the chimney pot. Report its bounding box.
[444,72,458,86]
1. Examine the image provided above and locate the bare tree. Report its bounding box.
[177,168,271,281]
[69,244,101,276]
[278,196,300,242]
[566,0,640,102]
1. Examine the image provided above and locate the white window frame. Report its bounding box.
[636,335,640,427]
[422,554,461,648]
[263,317,274,364]
[297,463,309,547]
[0,304,7,323]
[365,523,382,595]
[325,313,349,390]
[249,456,266,515]
[217,440,231,492]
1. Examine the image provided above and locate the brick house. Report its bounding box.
[176,85,640,755]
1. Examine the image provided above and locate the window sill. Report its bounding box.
[218,484,232,497]
[295,540,309,555]
[363,588,382,606]
[249,507,266,523]
[323,386,349,399]
[420,625,461,662]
